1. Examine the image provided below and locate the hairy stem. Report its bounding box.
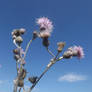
[46,47,55,57]
[28,55,63,92]
[24,39,33,59]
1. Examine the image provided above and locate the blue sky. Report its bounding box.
[0,0,92,92]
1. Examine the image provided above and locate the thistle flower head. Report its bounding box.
[63,46,84,59]
[40,31,50,38]
[19,28,26,34]
[36,17,53,38]
[72,46,84,59]
[57,42,65,52]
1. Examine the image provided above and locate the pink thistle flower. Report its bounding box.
[72,46,84,59]
[36,17,53,38]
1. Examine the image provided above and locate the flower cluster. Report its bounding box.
[12,28,26,65]
[11,17,85,92]
[36,17,53,47]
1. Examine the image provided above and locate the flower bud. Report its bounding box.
[32,31,38,40]
[57,42,65,52]
[15,36,23,44]
[12,35,16,39]
[18,69,27,80]
[63,51,73,59]
[18,80,24,87]
[19,28,26,35]
[42,38,49,47]
[13,49,19,54]
[14,55,20,61]
[28,76,38,84]
[12,29,20,36]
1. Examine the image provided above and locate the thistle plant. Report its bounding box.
[11,17,84,92]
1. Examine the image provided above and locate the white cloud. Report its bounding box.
[0,80,10,85]
[58,73,87,82]
[0,80,4,84]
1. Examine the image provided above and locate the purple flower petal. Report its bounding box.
[36,17,53,38]
[73,46,84,59]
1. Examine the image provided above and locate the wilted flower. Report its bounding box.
[57,42,65,52]
[36,17,53,38]
[72,46,84,59]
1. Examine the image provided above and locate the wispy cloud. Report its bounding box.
[0,80,10,85]
[58,73,87,82]
[0,80,4,84]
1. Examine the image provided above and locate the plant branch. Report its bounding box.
[46,47,55,57]
[23,39,33,60]
[28,55,63,92]
[19,88,21,92]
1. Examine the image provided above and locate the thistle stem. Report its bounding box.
[19,88,21,92]
[46,47,55,57]
[28,55,63,92]
[24,39,33,60]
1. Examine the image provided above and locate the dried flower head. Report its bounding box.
[15,36,23,44]
[12,28,26,37]
[12,29,20,36]
[36,17,53,38]
[19,28,26,34]
[13,48,20,54]
[18,80,24,87]
[57,42,65,52]
[28,76,38,84]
